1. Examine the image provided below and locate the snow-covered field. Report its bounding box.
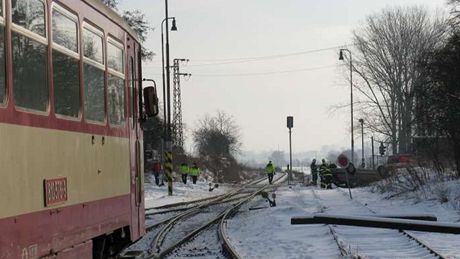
[143,176,460,258]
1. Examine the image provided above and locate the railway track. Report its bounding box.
[119,174,286,258]
[313,188,451,258]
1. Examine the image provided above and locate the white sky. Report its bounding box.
[121,0,447,154]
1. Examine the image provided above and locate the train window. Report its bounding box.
[130,57,135,125]
[0,25,5,105]
[11,0,48,111]
[52,4,79,118]
[107,39,124,73]
[53,50,79,117]
[83,23,104,123]
[52,5,78,53]
[83,26,103,64]
[12,32,48,111]
[0,0,4,105]
[107,37,125,126]
[12,0,46,38]
[84,63,104,122]
[108,74,125,125]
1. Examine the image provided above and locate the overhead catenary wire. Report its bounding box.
[143,44,352,68]
[143,64,339,78]
[190,64,338,77]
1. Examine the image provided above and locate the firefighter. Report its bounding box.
[319,159,333,189]
[180,162,189,184]
[265,161,275,184]
[310,159,318,185]
[190,163,201,184]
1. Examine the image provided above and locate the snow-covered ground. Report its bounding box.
[144,174,232,208]
[143,175,460,258]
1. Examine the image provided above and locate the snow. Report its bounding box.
[144,174,232,208]
[141,173,460,258]
[225,185,460,258]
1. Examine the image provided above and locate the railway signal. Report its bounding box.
[287,116,293,184]
[379,142,386,156]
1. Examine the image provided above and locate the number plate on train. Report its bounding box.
[44,178,68,206]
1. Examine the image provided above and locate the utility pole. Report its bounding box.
[172,58,191,149]
[371,136,375,169]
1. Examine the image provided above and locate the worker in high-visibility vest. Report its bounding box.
[189,163,201,184]
[319,159,333,189]
[265,161,275,184]
[180,162,189,184]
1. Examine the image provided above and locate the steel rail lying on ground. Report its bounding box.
[291,214,460,234]
[335,187,450,258]
[306,188,448,258]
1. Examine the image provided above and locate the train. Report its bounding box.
[0,0,158,258]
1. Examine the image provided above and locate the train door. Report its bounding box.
[127,38,144,240]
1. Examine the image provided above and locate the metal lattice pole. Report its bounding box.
[172,59,191,149]
[172,59,181,147]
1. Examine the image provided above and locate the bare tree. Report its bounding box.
[193,111,241,158]
[349,7,448,154]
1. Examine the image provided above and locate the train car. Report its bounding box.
[0,0,157,258]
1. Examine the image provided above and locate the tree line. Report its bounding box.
[348,4,460,174]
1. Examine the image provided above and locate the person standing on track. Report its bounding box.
[310,159,318,185]
[180,162,189,184]
[152,162,161,186]
[265,161,275,184]
[190,163,201,184]
[319,159,333,189]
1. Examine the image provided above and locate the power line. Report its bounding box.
[143,44,351,68]
[191,45,345,64]
[191,64,338,77]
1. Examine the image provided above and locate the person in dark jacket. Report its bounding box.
[310,159,318,185]
[152,162,161,186]
[319,159,333,189]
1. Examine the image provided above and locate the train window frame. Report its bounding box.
[51,2,80,120]
[82,21,106,125]
[0,0,4,23]
[82,22,104,69]
[130,56,136,128]
[11,0,49,114]
[106,36,125,127]
[11,0,48,45]
[51,2,79,57]
[107,36,125,76]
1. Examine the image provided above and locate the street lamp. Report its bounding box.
[161,16,177,142]
[162,0,177,196]
[339,48,354,165]
[359,118,365,168]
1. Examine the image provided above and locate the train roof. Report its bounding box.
[83,0,141,43]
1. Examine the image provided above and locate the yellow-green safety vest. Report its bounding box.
[190,166,200,176]
[180,164,189,175]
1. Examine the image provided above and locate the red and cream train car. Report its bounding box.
[0,0,151,258]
